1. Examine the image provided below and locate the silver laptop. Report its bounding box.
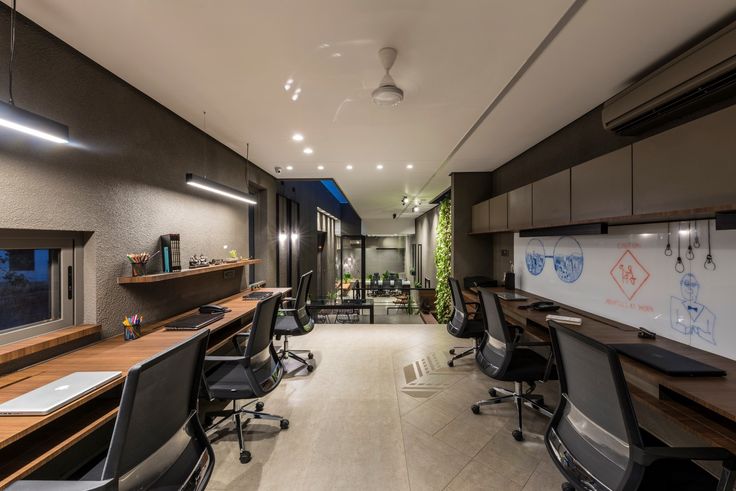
[0,371,122,416]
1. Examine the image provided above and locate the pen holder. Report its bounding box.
[131,262,147,277]
[123,322,142,341]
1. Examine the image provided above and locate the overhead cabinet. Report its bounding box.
[489,193,508,231]
[633,104,736,215]
[532,170,570,227]
[508,184,532,230]
[571,147,632,221]
[471,199,490,233]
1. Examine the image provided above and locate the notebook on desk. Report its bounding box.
[0,371,122,416]
[611,344,726,377]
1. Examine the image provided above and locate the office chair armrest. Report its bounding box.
[232,332,250,354]
[632,446,736,468]
[8,480,116,491]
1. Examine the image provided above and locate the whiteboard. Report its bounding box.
[514,221,736,360]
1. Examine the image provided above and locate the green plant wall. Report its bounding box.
[434,198,452,323]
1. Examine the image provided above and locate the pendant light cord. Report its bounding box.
[8,0,17,105]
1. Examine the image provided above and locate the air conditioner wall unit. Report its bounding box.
[602,22,736,135]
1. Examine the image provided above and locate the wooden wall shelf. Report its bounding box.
[117,258,261,284]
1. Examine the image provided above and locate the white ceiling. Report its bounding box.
[10,0,736,219]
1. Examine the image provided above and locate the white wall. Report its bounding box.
[515,222,736,360]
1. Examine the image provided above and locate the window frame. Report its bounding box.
[0,236,76,345]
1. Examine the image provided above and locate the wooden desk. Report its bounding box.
[469,287,736,478]
[0,287,289,488]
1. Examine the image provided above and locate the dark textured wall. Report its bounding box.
[0,7,279,338]
[451,173,494,283]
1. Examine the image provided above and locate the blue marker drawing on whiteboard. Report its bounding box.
[525,239,545,276]
[670,273,716,345]
[553,236,584,283]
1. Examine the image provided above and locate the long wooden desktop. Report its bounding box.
[467,287,736,478]
[0,287,290,488]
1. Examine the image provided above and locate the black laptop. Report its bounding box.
[164,313,224,331]
[611,344,726,377]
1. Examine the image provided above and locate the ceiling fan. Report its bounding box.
[371,47,404,106]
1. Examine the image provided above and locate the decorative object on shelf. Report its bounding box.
[209,258,223,265]
[434,198,452,323]
[123,314,142,341]
[188,254,209,269]
[224,249,240,263]
[160,234,181,272]
[0,0,69,144]
[126,251,158,277]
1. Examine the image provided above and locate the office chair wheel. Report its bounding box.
[471,404,480,414]
[449,348,456,355]
[307,352,314,359]
[489,388,497,397]
[306,364,315,372]
[447,360,454,367]
[561,484,575,491]
[512,430,524,442]
[240,450,252,464]
[280,419,290,430]
[255,401,265,411]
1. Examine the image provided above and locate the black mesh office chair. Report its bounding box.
[471,289,554,441]
[446,277,485,367]
[546,321,736,491]
[203,293,289,464]
[9,330,214,491]
[274,270,315,372]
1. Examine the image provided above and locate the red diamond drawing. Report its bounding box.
[610,250,650,301]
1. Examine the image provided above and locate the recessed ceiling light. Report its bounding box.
[346,164,353,170]
[401,196,409,205]
[291,93,299,101]
[292,133,304,142]
[412,206,420,213]
[317,165,325,170]
[319,43,330,49]
[303,147,313,155]
[376,164,383,170]
[331,52,342,58]
[294,88,302,94]
[406,163,414,169]
[286,165,294,171]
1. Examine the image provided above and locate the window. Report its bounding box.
[0,237,75,344]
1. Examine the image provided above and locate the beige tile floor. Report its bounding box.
[206,323,565,491]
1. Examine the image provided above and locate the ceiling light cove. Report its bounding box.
[291,133,304,142]
[303,147,313,155]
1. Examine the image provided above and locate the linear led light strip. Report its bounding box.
[0,102,69,144]
[186,173,257,205]
[0,1,69,144]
